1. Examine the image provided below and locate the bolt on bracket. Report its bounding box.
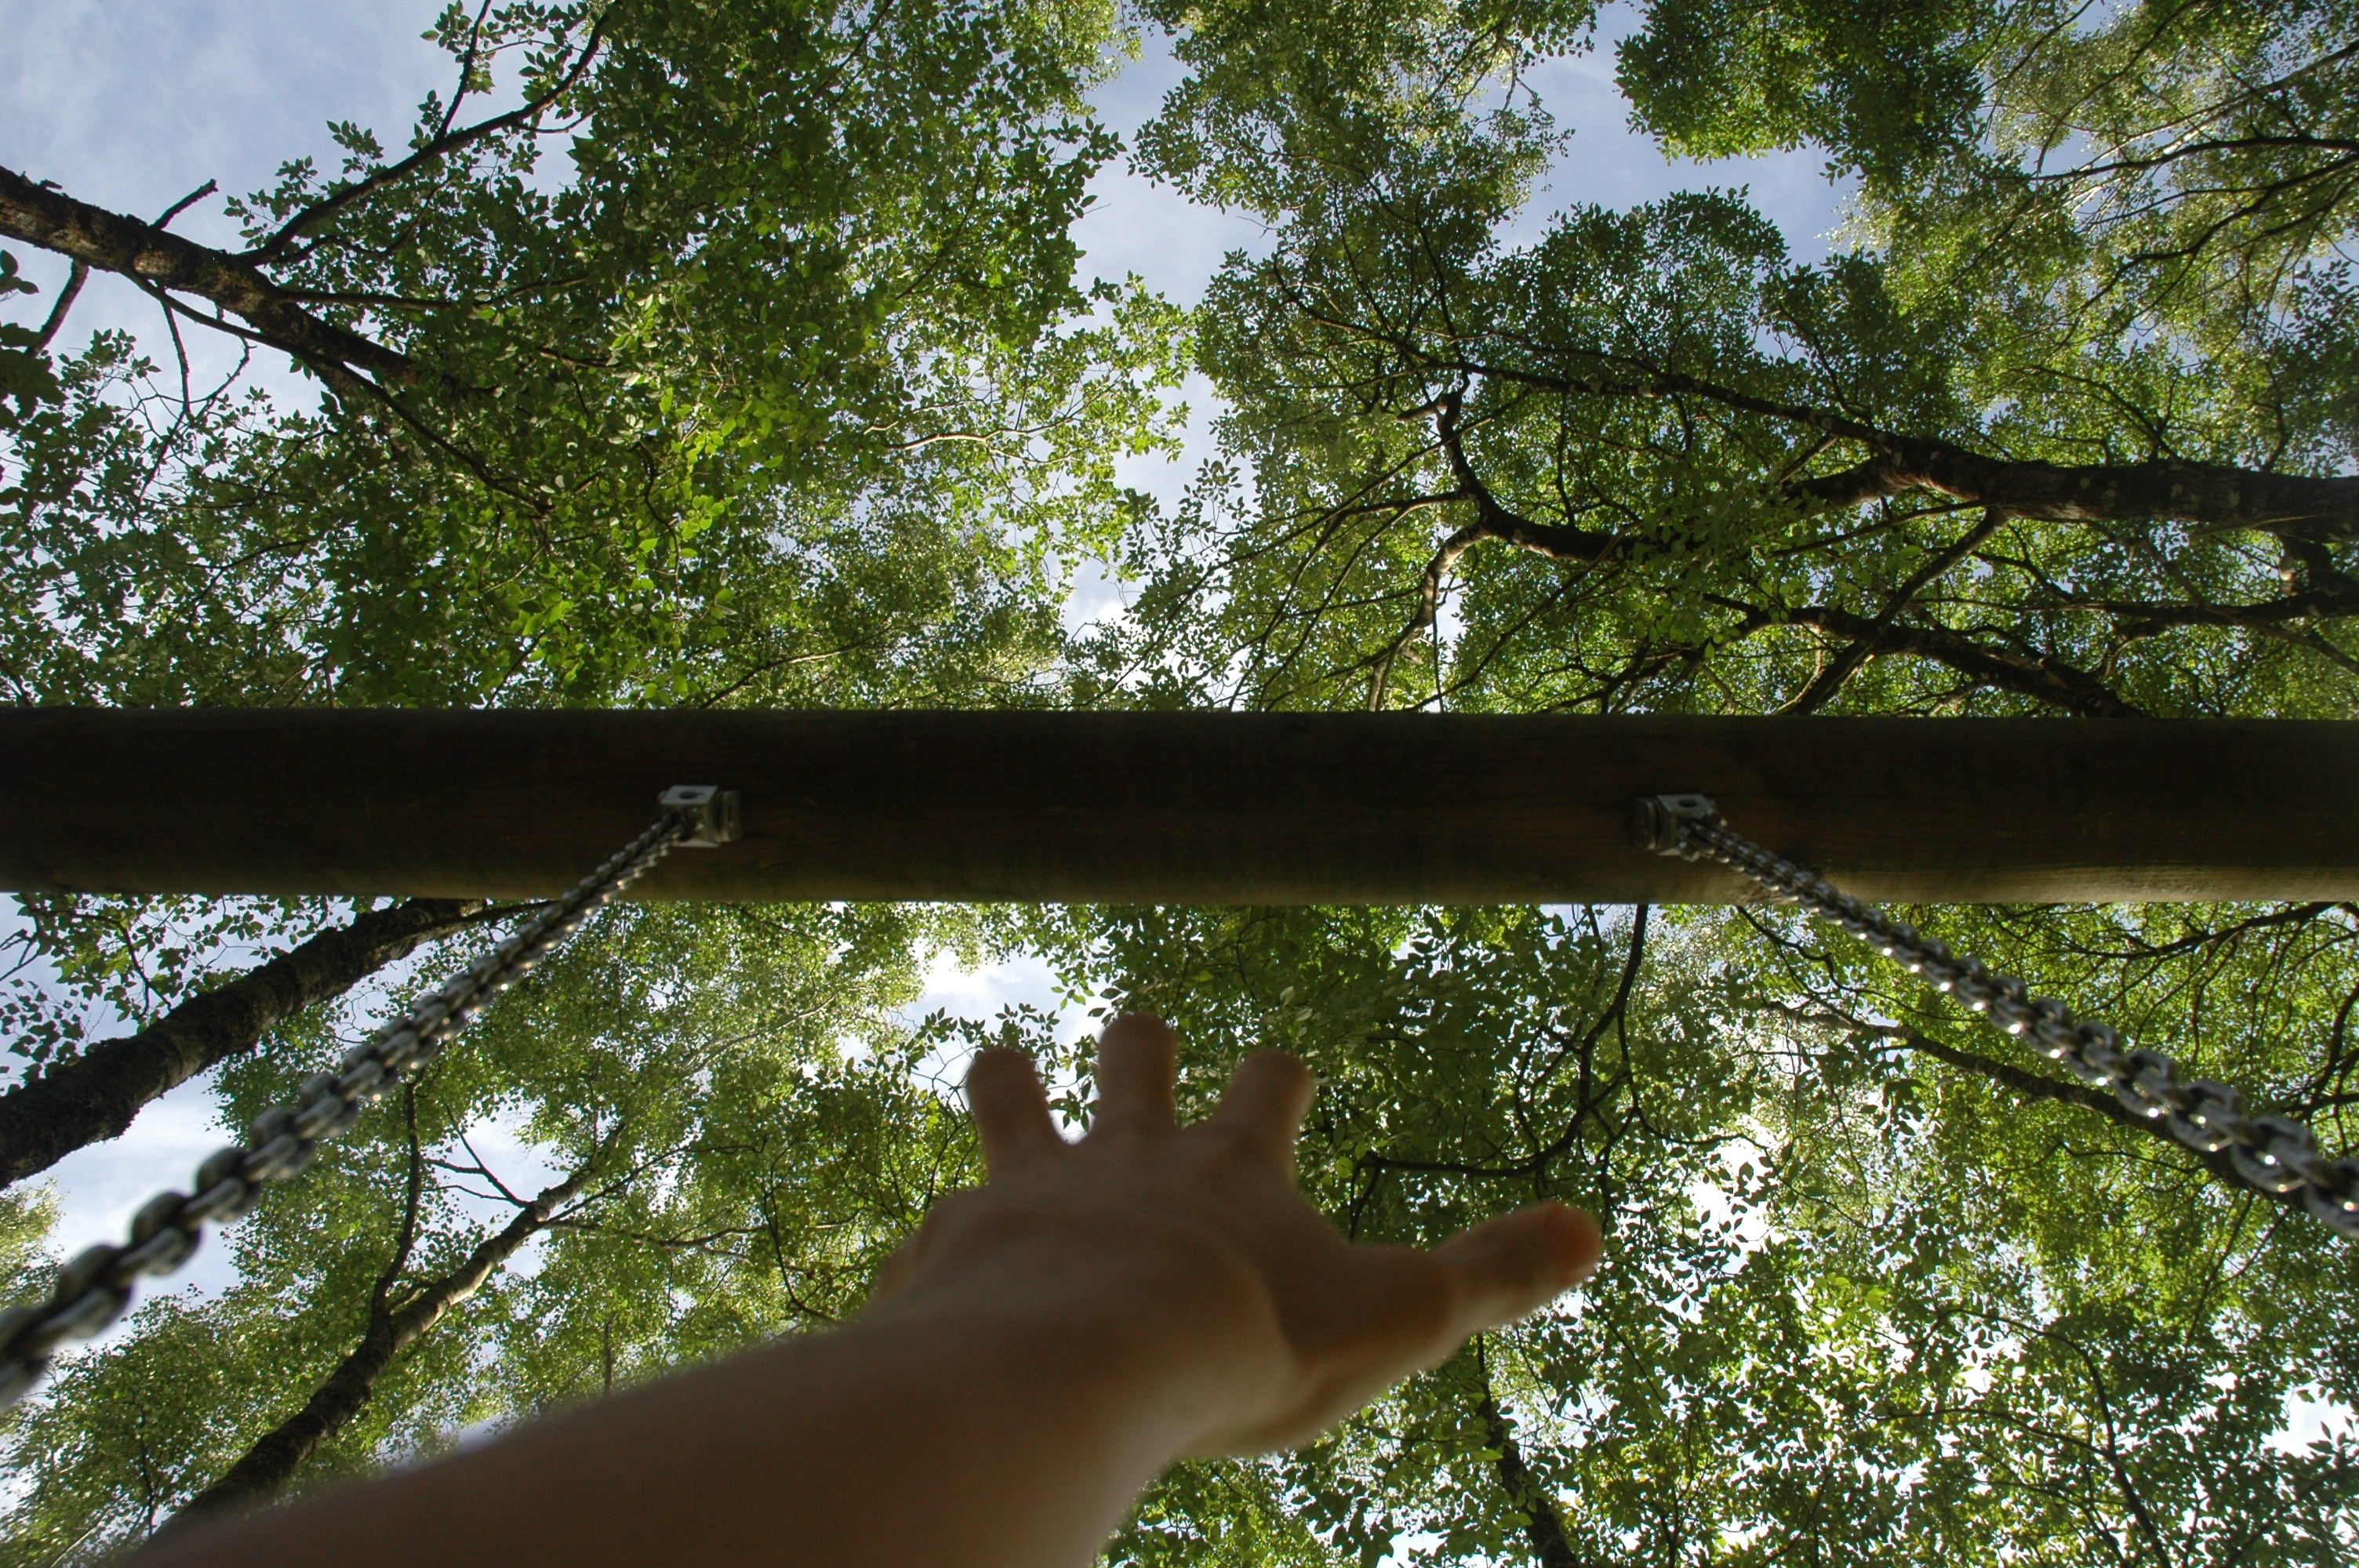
[660,785,743,848]
[1632,792,1719,855]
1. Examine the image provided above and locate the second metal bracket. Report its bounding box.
[660,785,743,848]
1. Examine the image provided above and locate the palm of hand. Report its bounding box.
[872,1015,1602,1457]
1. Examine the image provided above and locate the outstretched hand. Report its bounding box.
[137,1012,1601,1568]
[871,1014,1603,1457]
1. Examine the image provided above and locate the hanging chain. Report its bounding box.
[0,785,741,1407]
[1636,792,2359,1240]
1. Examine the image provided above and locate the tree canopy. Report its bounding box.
[2,2,2354,1563]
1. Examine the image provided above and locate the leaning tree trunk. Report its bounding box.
[1788,438,2359,545]
[0,897,482,1189]
[1478,1381,1586,1568]
[1462,358,2359,543]
[162,1165,588,1530]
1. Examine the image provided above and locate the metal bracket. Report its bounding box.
[1631,792,1719,855]
[659,785,743,848]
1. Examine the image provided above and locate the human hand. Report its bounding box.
[869,1014,1602,1457]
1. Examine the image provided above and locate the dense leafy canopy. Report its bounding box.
[2,2,2355,1564]
[1091,0,2359,720]
[4,0,1180,710]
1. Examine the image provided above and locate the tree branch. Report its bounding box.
[1787,441,2359,544]
[1431,349,2359,543]
[1778,509,2010,714]
[0,165,419,389]
[1714,595,2145,717]
[31,259,86,350]
[245,9,612,264]
[0,897,487,1190]
[1890,1025,2270,1200]
[165,1160,592,1526]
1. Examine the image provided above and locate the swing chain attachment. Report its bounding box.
[1637,792,2359,1241]
[0,787,743,1408]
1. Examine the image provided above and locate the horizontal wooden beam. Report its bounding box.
[4,710,2355,905]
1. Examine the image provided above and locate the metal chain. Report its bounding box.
[1636,792,2359,1240]
[0,785,741,1407]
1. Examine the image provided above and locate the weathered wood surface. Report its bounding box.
[4,710,2354,904]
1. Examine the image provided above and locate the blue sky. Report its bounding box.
[0,0,1863,1379]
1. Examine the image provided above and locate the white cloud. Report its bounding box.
[2270,1388,2357,1457]
[34,1073,243,1316]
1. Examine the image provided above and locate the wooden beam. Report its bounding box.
[4,710,2355,905]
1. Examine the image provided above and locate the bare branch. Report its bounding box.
[31,259,86,350]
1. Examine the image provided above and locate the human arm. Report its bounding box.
[139,1014,1602,1568]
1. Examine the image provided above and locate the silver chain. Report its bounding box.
[1636,793,2359,1240]
[0,786,740,1407]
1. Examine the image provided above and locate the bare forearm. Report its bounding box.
[140,1271,1223,1568]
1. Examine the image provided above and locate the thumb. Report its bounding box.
[869,1236,922,1305]
[1434,1203,1602,1334]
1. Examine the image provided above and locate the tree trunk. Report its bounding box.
[1478,1386,1585,1568]
[0,165,417,397]
[1470,356,2359,543]
[1791,439,2359,544]
[164,1165,588,1528]
[0,898,482,1189]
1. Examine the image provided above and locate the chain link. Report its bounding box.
[0,787,740,1407]
[1636,793,2359,1241]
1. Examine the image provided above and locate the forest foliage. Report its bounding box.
[2,1,2355,1563]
